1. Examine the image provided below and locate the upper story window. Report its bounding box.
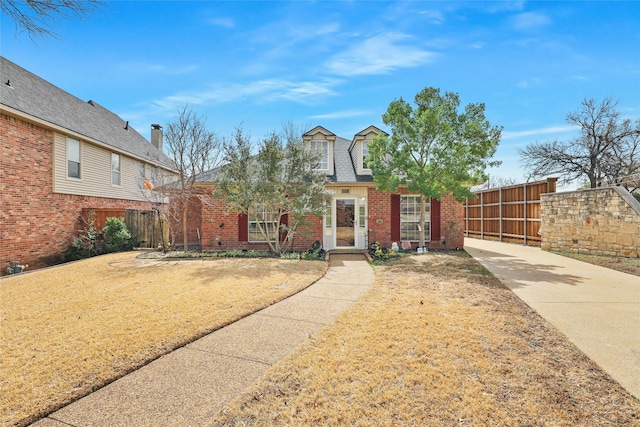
[400,195,431,241]
[362,141,370,170]
[310,140,329,170]
[67,137,81,179]
[111,153,121,186]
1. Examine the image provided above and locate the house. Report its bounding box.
[0,56,177,270]
[182,125,465,252]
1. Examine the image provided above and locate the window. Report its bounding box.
[325,200,332,236]
[310,140,329,170]
[67,137,80,178]
[362,141,370,169]
[248,207,278,242]
[400,195,430,241]
[111,153,121,186]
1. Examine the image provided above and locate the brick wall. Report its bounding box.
[367,188,465,249]
[541,187,640,258]
[195,191,322,252]
[1,113,154,272]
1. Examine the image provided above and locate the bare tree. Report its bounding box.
[1,0,103,39]
[520,97,640,189]
[164,106,222,251]
[472,175,520,191]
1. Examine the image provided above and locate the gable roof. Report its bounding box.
[0,56,175,170]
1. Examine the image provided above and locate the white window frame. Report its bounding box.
[248,206,278,242]
[111,153,121,186]
[67,137,81,179]
[400,195,431,241]
[310,140,329,171]
[362,141,370,171]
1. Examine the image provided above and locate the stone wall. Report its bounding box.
[541,186,640,258]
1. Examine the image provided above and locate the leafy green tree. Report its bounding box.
[215,124,329,255]
[368,87,502,248]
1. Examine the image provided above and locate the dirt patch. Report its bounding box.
[0,252,327,427]
[214,252,640,426]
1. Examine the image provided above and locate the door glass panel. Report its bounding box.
[336,199,355,246]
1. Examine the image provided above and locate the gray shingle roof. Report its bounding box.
[0,56,175,170]
[328,136,374,183]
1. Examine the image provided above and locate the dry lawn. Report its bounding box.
[552,251,640,277]
[0,252,327,427]
[215,252,640,426]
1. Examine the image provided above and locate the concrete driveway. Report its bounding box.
[464,238,640,399]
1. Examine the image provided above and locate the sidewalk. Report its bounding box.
[32,254,374,427]
[464,238,640,399]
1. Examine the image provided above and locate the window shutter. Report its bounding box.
[279,213,289,241]
[391,194,400,242]
[238,213,248,241]
[431,198,441,242]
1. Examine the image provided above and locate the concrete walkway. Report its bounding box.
[32,254,374,427]
[464,238,640,399]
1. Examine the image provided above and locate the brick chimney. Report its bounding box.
[151,124,163,152]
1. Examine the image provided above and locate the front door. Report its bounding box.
[336,198,355,247]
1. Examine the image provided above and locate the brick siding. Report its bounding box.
[1,113,154,272]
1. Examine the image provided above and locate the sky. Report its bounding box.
[2,0,639,189]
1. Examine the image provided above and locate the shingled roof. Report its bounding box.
[0,56,175,170]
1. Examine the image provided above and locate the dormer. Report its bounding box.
[303,126,336,176]
[349,125,388,175]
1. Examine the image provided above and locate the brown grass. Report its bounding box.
[215,252,640,426]
[0,252,327,427]
[551,251,640,277]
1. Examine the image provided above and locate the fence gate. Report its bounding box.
[465,178,557,246]
[125,209,168,249]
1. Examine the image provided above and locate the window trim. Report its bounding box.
[310,139,329,171]
[400,195,431,242]
[111,152,121,187]
[248,207,278,242]
[361,140,371,172]
[67,137,81,179]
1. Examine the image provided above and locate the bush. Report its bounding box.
[102,217,133,253]
[368,241,398,262]
[301,241,325,261]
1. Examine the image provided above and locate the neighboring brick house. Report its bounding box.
[184,125,465,252]
[0,56,177,271]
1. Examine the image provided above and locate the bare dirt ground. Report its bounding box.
[0,252,327,427]
[214,252,640,426]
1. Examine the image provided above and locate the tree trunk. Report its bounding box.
[419,195,427,250]
[182,203,189,252]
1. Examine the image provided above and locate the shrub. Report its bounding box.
[301,240,326,261]
[102,217,133,253]
[368,241,398,262]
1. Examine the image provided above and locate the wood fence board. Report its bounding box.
[465,178,557,246]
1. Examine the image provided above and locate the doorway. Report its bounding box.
[336,198,355,247]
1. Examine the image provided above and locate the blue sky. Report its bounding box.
[2,1,639,188]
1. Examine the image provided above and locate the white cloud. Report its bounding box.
[511,12,551,31]
[325,33,436,76]
[120,62,198,76]
[309,110,371,120]
[502,125,575,140]
[418,10,445,25]
[209,17,235,29]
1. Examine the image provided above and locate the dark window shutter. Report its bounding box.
[238,213,248,241]
[391,194,400,242]
[431,198,441,242]
[279,213,289,241]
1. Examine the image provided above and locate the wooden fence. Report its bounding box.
[81,208,168,249]
[465,178,557,246]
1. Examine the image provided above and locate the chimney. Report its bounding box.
[151,124,163,152]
